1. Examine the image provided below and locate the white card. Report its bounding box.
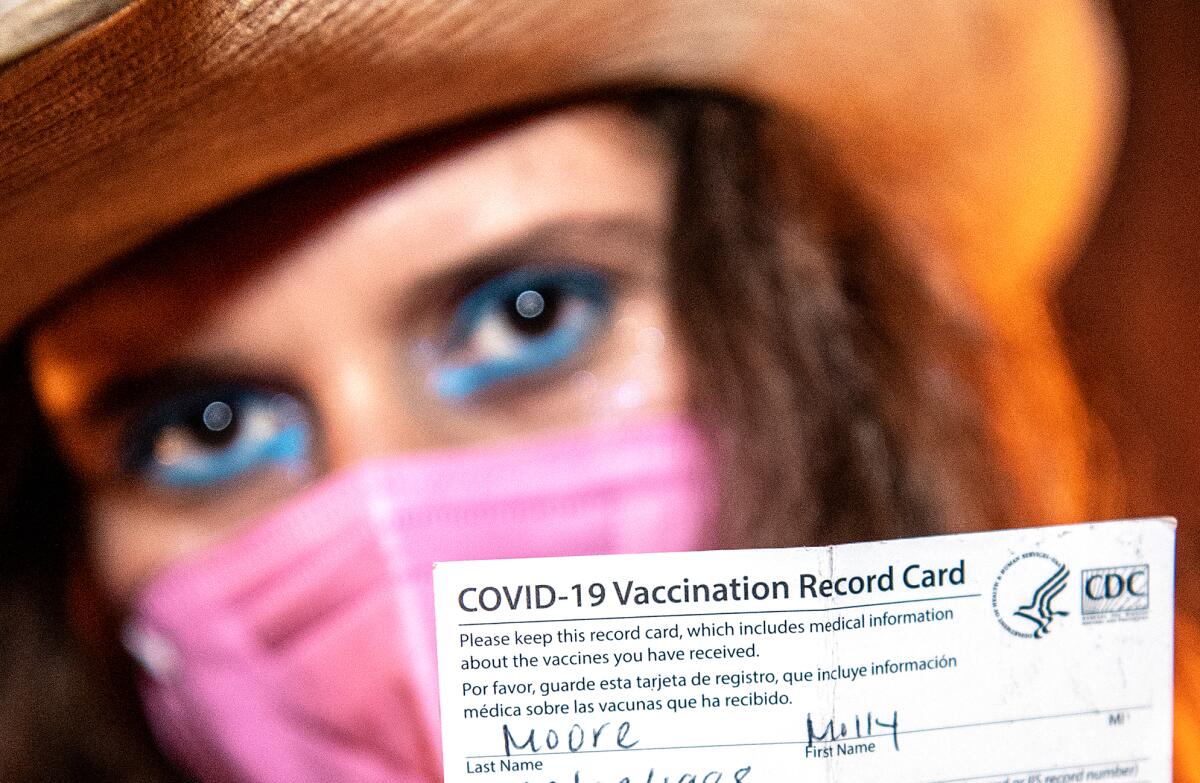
[433,519,1175,782]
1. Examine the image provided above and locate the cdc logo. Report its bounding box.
[1081,564,1150,623]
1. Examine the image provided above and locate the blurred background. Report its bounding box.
[1059,0,1199,610]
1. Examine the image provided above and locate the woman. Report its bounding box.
[0,0,1132,781]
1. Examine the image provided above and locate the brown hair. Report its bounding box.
[0,89,1021,780]
[645,90,1020,547]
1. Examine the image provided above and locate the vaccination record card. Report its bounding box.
[434,519,1175,783]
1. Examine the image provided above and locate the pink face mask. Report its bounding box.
[123,417,715,783]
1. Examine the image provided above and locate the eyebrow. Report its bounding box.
[80,358,286,422]
[399,214,668,295]
[459,214,665,269]
[511,215,667,250]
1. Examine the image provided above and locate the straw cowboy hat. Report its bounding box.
[0,0,1121,514]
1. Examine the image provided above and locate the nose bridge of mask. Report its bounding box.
[369,417,713,560]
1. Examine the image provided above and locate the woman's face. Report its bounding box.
[28,104,684,606]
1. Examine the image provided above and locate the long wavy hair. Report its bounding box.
[0,89,1041,781]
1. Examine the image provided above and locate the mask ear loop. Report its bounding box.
[362,461,444,778]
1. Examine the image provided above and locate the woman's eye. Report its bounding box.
[430,267,613,401]
[123,387,311,490]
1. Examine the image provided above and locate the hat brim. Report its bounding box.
[0,0,1121,338]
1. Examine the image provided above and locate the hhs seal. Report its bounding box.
[992,552,1070,639]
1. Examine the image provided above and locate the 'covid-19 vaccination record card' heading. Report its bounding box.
[433,518,1175,783]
